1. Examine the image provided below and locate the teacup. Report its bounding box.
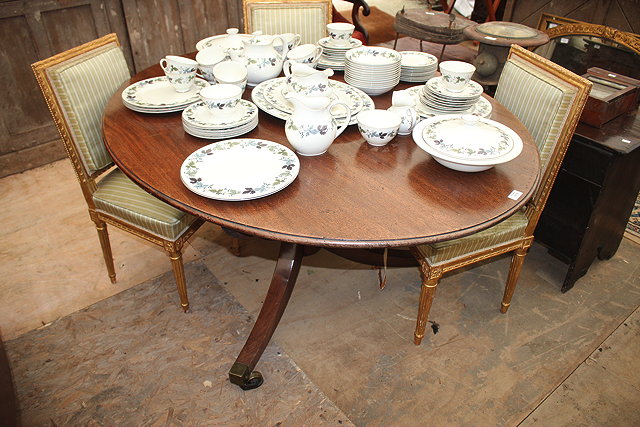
[326,22,354,46]
[160,55,198,92]
[357,109,401,147]
[212,61,248,92]
[287,44,323,67]
[196,46,227,82]
[439,61,476,93]
[275,32,302,54]
[200,84,242,117]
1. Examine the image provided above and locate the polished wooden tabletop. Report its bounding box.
[103,66,540,249]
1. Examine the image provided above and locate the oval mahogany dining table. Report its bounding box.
[103,64,540,390]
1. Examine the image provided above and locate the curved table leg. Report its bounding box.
[229,242,306,390]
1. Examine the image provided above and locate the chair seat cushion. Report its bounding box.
[93,169,197,241]
[414,211,529,266]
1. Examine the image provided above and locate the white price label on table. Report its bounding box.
[508,190,523,200]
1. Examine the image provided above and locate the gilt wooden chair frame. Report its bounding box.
[32,34,204,312]
[410,45,592,345]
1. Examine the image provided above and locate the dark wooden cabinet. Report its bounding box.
[535,109,640,292]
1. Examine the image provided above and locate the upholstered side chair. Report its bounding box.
[32,34,205,312]
[242,0,370,45]
[409,44,592,345]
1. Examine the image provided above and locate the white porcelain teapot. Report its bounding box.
[284,93,351,156]
[228,31,288,86]
[283,61,333,97]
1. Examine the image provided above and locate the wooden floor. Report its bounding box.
[2,157,639,425]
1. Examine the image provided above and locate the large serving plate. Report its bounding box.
[180,139,299,201]
[122,77,209,113]
[412,115,523,172]
[251,78,373,125]
[261,78,362,118]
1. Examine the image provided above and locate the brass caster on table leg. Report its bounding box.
[229,362,264,390]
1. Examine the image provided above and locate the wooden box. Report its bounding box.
[580,67,640,128]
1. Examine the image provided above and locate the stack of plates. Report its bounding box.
[418,76,484,114]
[181,99,258,139]
[344,47,401,96]
[406,86,493,119]
[316,37,363,71]
[122,77,209,113]
[399,51,438,83]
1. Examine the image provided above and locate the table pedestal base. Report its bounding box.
[229,242,313,390]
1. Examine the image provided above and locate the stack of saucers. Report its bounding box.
[181,99,258,139]
[316,37,363,71]
[418,76,484,114]
[399,51,438,83]
[122,77,209,113]
[344,46,401,96]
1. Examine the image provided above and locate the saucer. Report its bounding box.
[182,99,257,130]
[318,37,362,50]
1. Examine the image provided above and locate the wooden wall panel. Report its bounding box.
[0,0,135,178]
[0,0,241,178]
[123,0,242,72]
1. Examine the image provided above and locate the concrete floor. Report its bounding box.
[2,157,639,425]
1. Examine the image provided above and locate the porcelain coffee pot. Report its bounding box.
[284,93,351,156]
[283,61,334,97]
[228,31,288,86]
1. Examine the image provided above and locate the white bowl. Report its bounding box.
[357,109,402,146]
[412,116,523,172]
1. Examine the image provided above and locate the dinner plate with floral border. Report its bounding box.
[180,138,300,201]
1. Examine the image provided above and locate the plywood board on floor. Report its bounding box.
[205,236,640,425]
[0,160,200,340]
[5,261,352,426]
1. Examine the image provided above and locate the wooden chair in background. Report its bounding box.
[243,0,370,44]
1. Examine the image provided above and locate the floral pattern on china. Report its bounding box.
[358,126,398,141]
[181,139,299,200]
[426,76,483,98]
[421,115,516,161]
[183,100,257,128]
[347,47,401,65]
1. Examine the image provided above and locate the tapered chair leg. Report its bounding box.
[94,219,117,283]
[167,248,189,312]
[500,245,529,313]
[414,266,443,345]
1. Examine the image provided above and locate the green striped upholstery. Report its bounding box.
[414,55,579,267]
[248,2,329,45]
[415,211,529,266]
[494,57,576,172]
[47,43,130,175]
[94,169,196,240]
